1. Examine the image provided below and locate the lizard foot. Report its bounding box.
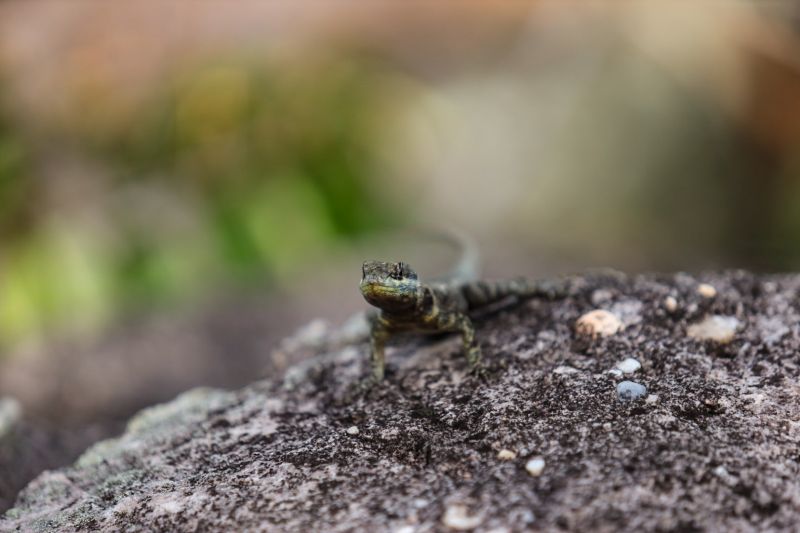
[358,375,381,393]
[467,362,488,381]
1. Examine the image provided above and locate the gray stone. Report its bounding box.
[617,380,647,401]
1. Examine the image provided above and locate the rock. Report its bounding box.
[575,310,622,338]
[3,271,800,532]
[346,426,360,435]
[663,296,678,312]
[687,315,740,343]
[617,381,647,401]
[525,457,546,477]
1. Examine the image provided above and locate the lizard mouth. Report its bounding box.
[360,281,415,308]
[360,281,396,299]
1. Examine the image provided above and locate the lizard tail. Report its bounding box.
[440,228,480,284]
[461,278,567,309]
[426,227,480,284]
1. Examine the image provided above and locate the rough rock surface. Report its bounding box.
[3,271,800,532]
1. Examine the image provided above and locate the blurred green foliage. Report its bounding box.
[0,57,406,347]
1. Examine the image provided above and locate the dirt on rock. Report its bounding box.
[2,271,800,532]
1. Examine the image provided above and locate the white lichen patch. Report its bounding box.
[442,504,483,530]
[380,428,400,440]
[149,492,184,515]
[610,300,643,327]
[106,495,140,520]
[575,310,622,339]
[525,457,546,477]
[687,315,740,344]
[757,316,790,345]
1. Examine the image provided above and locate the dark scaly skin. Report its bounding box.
[360,260,566,381]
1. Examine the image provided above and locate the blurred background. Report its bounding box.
[2,0,800,510]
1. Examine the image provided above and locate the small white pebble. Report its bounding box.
[615,358,641,374]
[687,315,740,344]
[712,465,737,486]
[697,283,717,298]
[664,296,678,312]
[346,426,360,435]
[606,368,623,378]
[497,449,517,460]
[525,457,546,477]
[394,526,416,533]
[381,428,400,440]
[442,505,483,530]
[553,365,579,375]
[645,394,659,404]
[575,310,622,339]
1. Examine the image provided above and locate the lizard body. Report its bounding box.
[360,260,565,381]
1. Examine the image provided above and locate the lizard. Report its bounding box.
[360,253,568,382]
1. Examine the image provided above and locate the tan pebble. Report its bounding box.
[687,315,740,344]
[497,449,517,460]
[697,283,717,298]
[525,457,546,476]
[575,310,622,338]
[664,296,678,312]
[442,505,483,530]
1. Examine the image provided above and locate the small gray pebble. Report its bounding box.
[617,381,647,401]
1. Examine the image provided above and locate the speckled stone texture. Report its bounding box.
[2,271,800,532]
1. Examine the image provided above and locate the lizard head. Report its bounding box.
[360,260,420,312]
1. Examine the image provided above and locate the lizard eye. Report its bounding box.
[390,264,403,280]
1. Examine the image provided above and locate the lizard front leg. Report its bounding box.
[369,321,391,381]
[455,314,482,372]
